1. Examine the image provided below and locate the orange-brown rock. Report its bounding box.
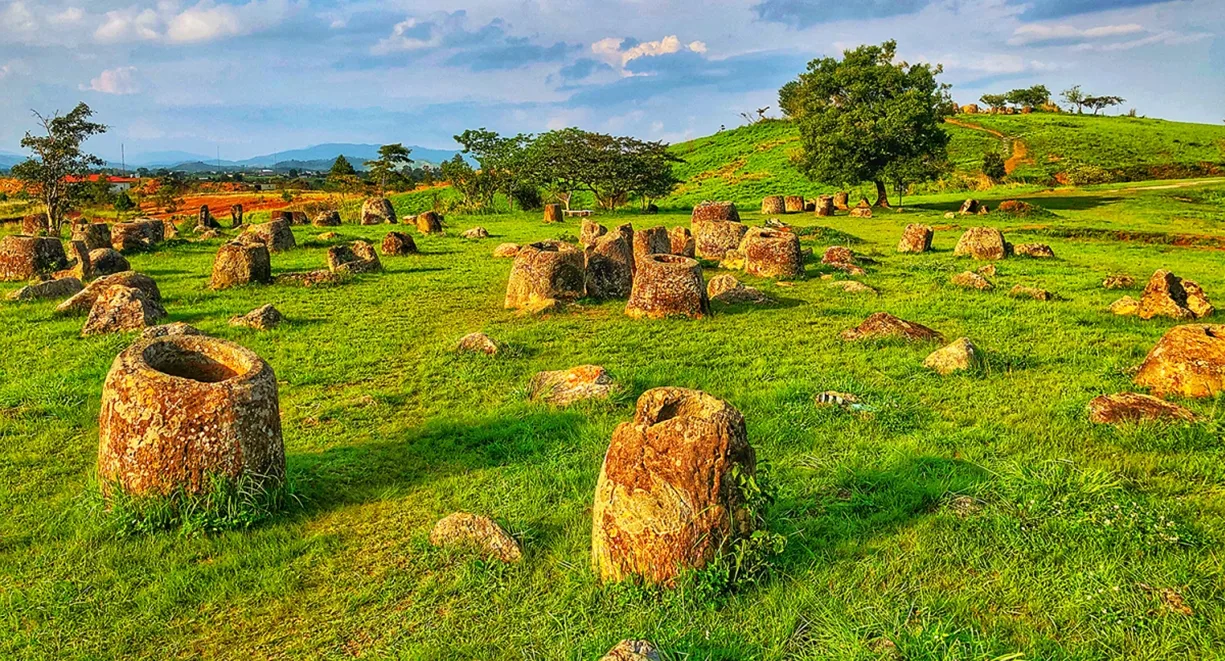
[923,337,983,375]
[833,191,849,210]
[599,640,661,661]
[1183,280,1214,318]
[951,271,993,291]
[591,387,755,585]
[89,248,129,277]
[1110,296,1140,316]
[814,195,835,217]
[1103,274,1136,290]
[1088,392,1196,424]
[492,243,521,258]
[822,246,856,266]
[416,211,443,234]
[849,199,873,218]
[429,512,522,563]
[669,226,695,258]
[625,254,709,319]
[1134,324,1225,398]
[529,365,618,405]
[959,199,981,215]
[327,241,382,274]
[633,226,670,266]
[229,304,283,330]
[243,219,296,252]
[290,211,308,226]
[73,222,113,251]
[270,210,292,223]
[543,204,563,224]
[841,312,944,342]
[57,271,161,316]
[58,241,93,280]
[897,224,933,253]
[456,332,501,355]
[81,285,167,336]
[461,226,489,239]
[313,211,341,227]
[1014,243,1055,258]
[361,197,396,225]
[6,276,84,302]
[691,201,740,223]
[210,241,272,290]
[707,274,769,305]
[111,219,164,252]
[581,219,608,246]
[1137,270,1209,320]
[505,240,585,312]
[0,235,68,281]
[230,204,244,227]
[22,213,49,235]
[584,233,634,300]
[742,229,803,279]
[784,195,805,213]
[693,220,748,260]
[954,227,1010,260]
[761,196,785,215]
[97,335,284,496]
[1009,285,1053,301]
[381,231,418,256]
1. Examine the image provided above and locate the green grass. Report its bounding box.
[3,182,1225,659]
[665,115,1225,207]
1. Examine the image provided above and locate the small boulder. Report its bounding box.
[841,312,944,343]
[210,241,272,290]
[229,304,284,330]
[833,191,849,210]
[978,264,997,277]
[57,271,161,316]
[89,248,130,276]
[141,322,202,339]
[81,285,167,336]
[456,332,500,355]
[625,254,709,319]
[954,227,1010,260]
[528,365,618,405]
[1138,270,1210,320]
[1014,243,1055,258]
[822,246,856,266]
[669,226,695,258]
[896,224,933,253]
[828,280,878,295]
[416,211,443,234]
[328,241,382,274]
[0,235,68,281]
[691,201,740,223]
[742,229,803,279]
[1103,274,1136,290]
[849,199,873,218]
[461,226,489,239]
[814,195,835,217]
[584,233,634,300]
[1134,324,1225,398]
[693,220,748,260]
[923,337,983,375]
[1009,285,1053,301]
[381,231,418,256]
[361,197,396,225]
[761,196,785,215]
[493,243,520,258]
[959,199,981,215]
[707,274,769,305]
[313,211,341,227]
[1110,296,1140,316]
[429,512,521,563]
[784,195,805,213]
[1088,393,1196,424]
[243,219,296,252]
[581,220,608,246]
[6,277,84,302]
[72,223,113,251]
[632,226,671,267]
[951,271,993,291]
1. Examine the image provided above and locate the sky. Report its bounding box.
[0,0,1221,161]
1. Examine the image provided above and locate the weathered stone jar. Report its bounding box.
[0,235,68,281]
[591,387,756,585]
[741,229,803,279]
[625,253,709,319]
[97,335,285,497]
[505,240,586,311]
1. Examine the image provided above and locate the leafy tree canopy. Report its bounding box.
[11,102,106,232]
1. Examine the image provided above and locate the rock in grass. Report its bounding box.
[841,312,944,343]
[429,512,521,563]
[828,280,878,295]
[1014,243,1055,258]
[923,337,982,375]
[89,248,130,277]
[1009,285,1054,301]
[0,235,68,281]
[591,387,754,585]
[141,322,203,339]
[951,271,993,291]
[505,241,585,312]
[600,640,661,661]
[455,332,500,355]
[230,304,284,330]
[461,226,489,239]
[1103,274,1135,289]
[381,231,418,256]
[7,277,83,302]
[954,227,1010,260]
[361,197,396,225]
[81,285,167,336]
[977,264,997,277]
[896,224,933,253]
[327,241,382,274]
[707,274,769,304]
[1134,324,1225,398]
[57,271,161,316]
[528,365,618,406]
[492,243,520,258]
[584,234,634,300]
[1088,392,1196,424]
[210,241,272,290]
[1110,296,1139,316]
[1138,270,1195,320]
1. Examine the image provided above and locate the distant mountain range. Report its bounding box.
[0,143,470,174]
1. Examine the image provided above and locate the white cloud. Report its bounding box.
[95,8,162,43]
[374,18,444,54]
[0,64,11,79]
[49,7,84,24]
[93,0,295,45]
[591,35,709,74]
[1008,23,1145,46]
[82,67,141,95]
[1,1,37,33]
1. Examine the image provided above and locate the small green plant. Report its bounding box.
[101,473,297,538]
[982,151,1006,181]
[280,190,294,203]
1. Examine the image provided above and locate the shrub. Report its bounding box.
[982,152,1007,181]
[510,185,542,211]
[1063,163,1116,186]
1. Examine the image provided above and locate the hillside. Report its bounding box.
[665,114,1225,207]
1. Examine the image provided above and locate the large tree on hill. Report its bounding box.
[779,41,951,207]
[1006,85,1051,110]
[365,144,413,194]
[1084,95,1126,115]
[454,129,535,210]
[11,102,106,234]
[329,155,356,177]
[531,128,680,211]
[979,94,1008,112]
[1061,85,1086,114]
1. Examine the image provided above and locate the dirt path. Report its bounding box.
[945,118,1030,174]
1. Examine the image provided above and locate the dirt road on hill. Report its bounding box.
[945,118,1031,174]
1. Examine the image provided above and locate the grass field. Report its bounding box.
[666,115,1225,207]
[2,179,1225,659]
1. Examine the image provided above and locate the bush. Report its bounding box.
[510,185,542,211]
[982,152,1006,181]
[1063,163,1116,186]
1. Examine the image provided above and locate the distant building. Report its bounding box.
[63,174,139,193]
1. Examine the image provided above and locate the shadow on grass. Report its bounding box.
[712,295,806,316]
[772,455,988,570]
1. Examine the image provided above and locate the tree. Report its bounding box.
[1084,95,1125,115]
[979,94,1008,112]
[531,129,681,211]
[364,144,413,195]
[329,155,357,178]
[439,154,497,210]
[453,129,534,210]
[114,190,135,216]
[1061,85,1086,114]
[10,103,107,234]
[982,152,1006,181]
[780,41,951,207]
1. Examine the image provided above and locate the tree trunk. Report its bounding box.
[873,180,890,208]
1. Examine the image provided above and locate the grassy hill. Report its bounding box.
[665,114,1225,207]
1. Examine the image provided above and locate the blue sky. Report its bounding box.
[0,0,1221,161]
